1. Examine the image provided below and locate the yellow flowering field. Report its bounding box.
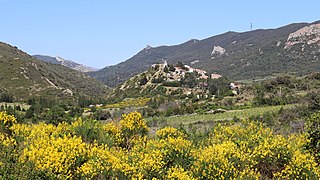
[104,97,150,109]
[0,111,319,179]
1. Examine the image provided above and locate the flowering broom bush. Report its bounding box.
[0,111,319,179]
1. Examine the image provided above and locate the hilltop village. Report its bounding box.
[152,61,222,82]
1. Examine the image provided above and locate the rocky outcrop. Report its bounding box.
[211,46,226,55]
[285,23,320,49]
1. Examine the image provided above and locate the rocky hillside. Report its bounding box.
[0,42,109,102]
[33,55,98,72]
[108,62,228,102]
[89,21,320,87]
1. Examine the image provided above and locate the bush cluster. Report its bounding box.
[0,111,319,179]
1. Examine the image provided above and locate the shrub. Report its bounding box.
[305,112,320,163]
[117,112,149,149]
[162,81,181,87]
[0,111,17,129]
[1,113,320,179]
[306,90,320,110]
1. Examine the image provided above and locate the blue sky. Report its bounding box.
[1,0,319,68]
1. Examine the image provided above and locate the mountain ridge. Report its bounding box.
[89,21,320,87]
[33,55,98,73]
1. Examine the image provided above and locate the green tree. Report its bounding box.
[93,109,111,120]
[169,64,175,72]
[306,90,320,110]
[0,93,13,103]
[68,107,84,117]
[208,77,230,97]
[181,72,197,88]
[14,105,21,111]
[164,66,169,73]
[25,104,43,119]
[27,97,36,105]
[44,105,71,125]
[306,112,320,163]
[139,75,148,86]
[5,106,15,115]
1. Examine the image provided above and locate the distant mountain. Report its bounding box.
[89,21,320,87]
[33,55,98,72]
[0,42,109,102]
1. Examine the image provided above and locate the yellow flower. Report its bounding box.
[120,112,148,133]
[1,112,319,179]
[20,135,87,178]
[0,111,17,127]
[156,126,186,139]
[167,166,195,180]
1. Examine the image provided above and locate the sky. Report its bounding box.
[1,0,319,69]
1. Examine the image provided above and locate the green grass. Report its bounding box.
[164,104,295,126]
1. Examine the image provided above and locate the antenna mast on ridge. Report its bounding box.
[250,23,253,31]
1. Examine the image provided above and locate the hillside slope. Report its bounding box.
[89,21,320,87]
[108,62,228,102]
[33,55,98,72]
[0,42,109,102]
